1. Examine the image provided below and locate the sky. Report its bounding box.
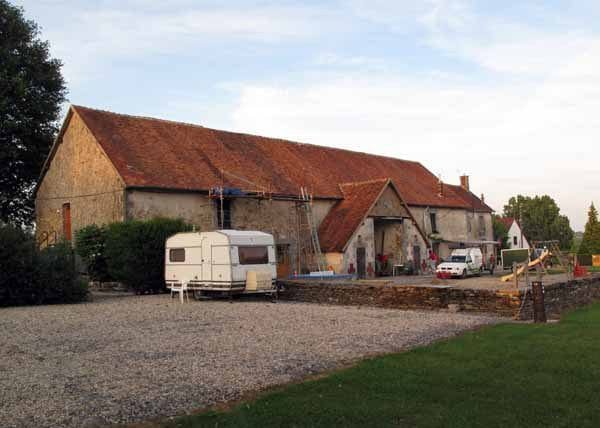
[15,0,600,231]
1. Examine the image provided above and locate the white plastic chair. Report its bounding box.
[170,282,190,303]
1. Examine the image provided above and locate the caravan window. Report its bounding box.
[169,248,185,262]
[238,246,269,265]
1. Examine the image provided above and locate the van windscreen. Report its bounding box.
[238,246,269,265]
[451,255,466,263]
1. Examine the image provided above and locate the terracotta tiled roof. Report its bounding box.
[498,217,516,229]
[318,179,389,252]
[446,184,494,212]
[69,105,490,210]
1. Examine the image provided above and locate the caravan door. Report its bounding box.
[211,244,231,284]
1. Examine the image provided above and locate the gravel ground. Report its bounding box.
[0,293,501,427]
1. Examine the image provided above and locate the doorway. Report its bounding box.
[412,245,421,274]
[356,247,366,279]
[276,244,291,278]
[62,203,72,241]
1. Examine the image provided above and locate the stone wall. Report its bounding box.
[410,206,493,260]
[516,277,600,320]
[36,111,125,243]
[280,280,451,310]
[280,274,600,319]
[126,190,215,230]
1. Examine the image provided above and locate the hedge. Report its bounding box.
[0,224,88,307]
[75,224,111,281]
[99,218,192,293]
[37,242,88,304]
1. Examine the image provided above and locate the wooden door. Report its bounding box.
[357,247,366,279]
[413,245,421,274]
[276,244,291,278]
[62,203,72,241]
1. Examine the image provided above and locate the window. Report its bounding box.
[238,246,269,265]
[169,248,185,262]
[478,215,486,236]
[429,212,438,233]
[215,198,232,229]
[513,236,518,246]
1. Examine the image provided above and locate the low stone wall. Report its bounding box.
[448,288,521,317]
[280,281,451,310]
[516,276,600,320]
[279,274,600,319]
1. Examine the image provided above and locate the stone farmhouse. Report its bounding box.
[35,105,494,278]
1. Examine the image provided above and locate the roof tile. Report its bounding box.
[72,105,491,212]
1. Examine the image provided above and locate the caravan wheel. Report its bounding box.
[193,291,210,300]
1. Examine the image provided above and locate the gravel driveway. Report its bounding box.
[0,293,501,427]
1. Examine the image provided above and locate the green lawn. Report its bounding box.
[167,305,600,428]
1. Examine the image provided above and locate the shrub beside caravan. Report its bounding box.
[165,230,277,298]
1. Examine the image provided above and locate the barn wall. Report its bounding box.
[35,112,125,243]
[411,206,494,260]
[126,190,215,231]
[370,186,409,217]
[341,218,376,276]
[229,198,335,275]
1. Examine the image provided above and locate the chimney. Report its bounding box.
[480,193,485,204]
[437,179,444,197]
[460,175,470,192]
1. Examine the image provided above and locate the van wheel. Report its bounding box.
[461,269,467,279]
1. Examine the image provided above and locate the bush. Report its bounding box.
[37,242,88,304]
[104,218,191,293]
[75,224,111,281]
[0,224,88,306]
[0,224,38,306]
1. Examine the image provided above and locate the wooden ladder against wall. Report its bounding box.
[298,187,326,273]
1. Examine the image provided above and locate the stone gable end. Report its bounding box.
[35,111,125,242]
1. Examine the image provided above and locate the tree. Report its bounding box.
[1,1,67,226]
[578,203,600,255]
[492,215,509,249]
[503,194,574,249]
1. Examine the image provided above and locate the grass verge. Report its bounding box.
[166,305,600,428]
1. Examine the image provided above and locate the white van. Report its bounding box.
[436,248,483,278]
[165,230,277,297]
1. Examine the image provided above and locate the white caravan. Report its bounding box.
[436,247,484,278]
[165,230,277,297]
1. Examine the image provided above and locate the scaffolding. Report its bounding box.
[207,169,325,274]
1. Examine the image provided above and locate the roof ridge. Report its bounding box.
[72,104,209,131]
[338,178,390,187]
[70,104,423,166]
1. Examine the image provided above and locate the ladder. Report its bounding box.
[299,187,326,272]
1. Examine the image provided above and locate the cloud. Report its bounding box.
[21,1,337,85]
[229,49,600,230]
